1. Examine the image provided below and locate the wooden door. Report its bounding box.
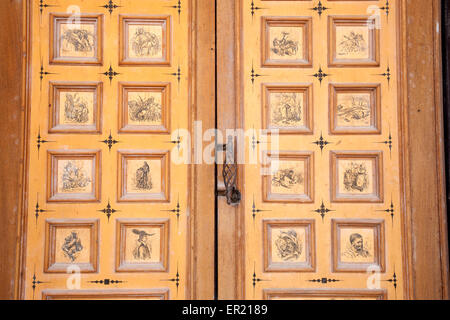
[216,0,449,300]
[18,0,215,300]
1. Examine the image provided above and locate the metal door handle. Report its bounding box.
[219,135,241,206]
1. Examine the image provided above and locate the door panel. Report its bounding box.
[23,0,195,299]
[239,0,404,299]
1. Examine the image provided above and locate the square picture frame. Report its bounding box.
[49,81,102,134]
[329,83,381,134]
[118,82,171,134]
[50,13,103,65]
[115,218,170,272]
[262,83,313,134]
[117,150,170,202]
[119,15,171,66]
[47,150,101,202]
[44,219,99,273]
[263,219,316,272]
[263,151,314,203]
[332,219,386,273]
[261,16,312,68]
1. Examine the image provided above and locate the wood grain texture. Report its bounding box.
[0,0,26,300]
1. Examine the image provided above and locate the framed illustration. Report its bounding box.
[263,219,315,272]
[263,289,387,300]
[263,151,314,203]
[332,219,386,273]
[118,82,171,133]
[42,289,169,300]
[118,150,170,202]
[49,82,102,134]
[328,16,380,67]
[330,151,383,203]
[50,13,103,65]
[119,15,171,66]
[47,150,101,202]
[262,83,313,134]
[44,219,99,273]
[115,219,169,272]
[329,83,381,134]
[261,16,312,68]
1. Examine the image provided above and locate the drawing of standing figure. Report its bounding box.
[135,161,152,190]
[132,229,154,260]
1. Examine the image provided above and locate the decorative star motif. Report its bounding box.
[166,0,182,23]
[250,0,266,18]
[34,197,53,225]
[313,200,334,221]
[36,128,54,158]
[101,66,120,84]
[380,0,390,18]
[309,277,341,284]
[31,270,49,300]
[378,66,391,85]
[39,0,57,15]
[251,195,270,224]
[162,195,182,227]
[383,270,398,298]
[377,199,395,223]
[376,131,393,158]
[166,130,182,151]
[89,279,125,285]
[310,1,329,17]
[101,1,121,14]
[166,65,182,87]
[251,129,260,151]
[98,200,119,222]
[250,63,265,85]
[100,131,119,151]
[311,67,330,84]
[312,132,331,153]
[162,264,180,296]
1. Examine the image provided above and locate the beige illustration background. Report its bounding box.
[335,25,369,59]
[339,227,375,263]
[336,93,371,127]
[270,227,306,263]
[124,226,161,263]
[269,92,304,127]
[54,227,91,264]
[128,24,163,59]
[126,159,162,194]
[59,23,96,58]
[59,91,95,125]
[56,159,93,194]
[270,159,305,195]
[127,91,163,125]
[338,159,373,195]
[269,26,304,60]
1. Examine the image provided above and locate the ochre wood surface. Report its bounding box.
[15,0,215,300]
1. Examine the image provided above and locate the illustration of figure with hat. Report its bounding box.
[132,229,154,260]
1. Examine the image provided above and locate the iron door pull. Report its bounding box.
[220,135,241,206]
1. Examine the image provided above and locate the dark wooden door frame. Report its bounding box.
[0,0,448,299]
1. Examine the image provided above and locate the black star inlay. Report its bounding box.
[34,197,54,225]
[311,67,330,84]
[162,195,182,227]
[98,200,119,222]
[377,199,395,223]
[250,63,266,85]
[166,130,182,151]
[310,1,329,17]
[312,132,331,153]
[250,0,266,18]
[100,131,119,151]
[376,131,393,158]
[162,264,180,296]
[380,0,390,18]
[39,0,57,15]
[101,66,120,84]
[166,65,182,88]
[252,262,269,297]
[36,128,54,158]
[31,270,49,300]
[251,195,270,224]
[378,66,391,85]
[313,200,334,221]
[101,1,121,14]
[383,270,398,298]
[166,0,182,23]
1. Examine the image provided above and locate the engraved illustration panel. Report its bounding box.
[332,219,386,273]
[42,289,169,300]
[263,219,315,272]
[262,83,313,134]
[263,151,314,203]
[116,219,169,272]
[44,219,99,273]
[50,13,103,65]
[118,83,170,133]
[47,150,101,202]
[330,151,383,203]
[263,289,387,300]
[329,84,381,134]
[49,82,102,133]
[118,150,170,202]
[119,15,171,66]
[261,17,312,67]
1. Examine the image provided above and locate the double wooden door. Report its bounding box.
[17,0,448,300]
